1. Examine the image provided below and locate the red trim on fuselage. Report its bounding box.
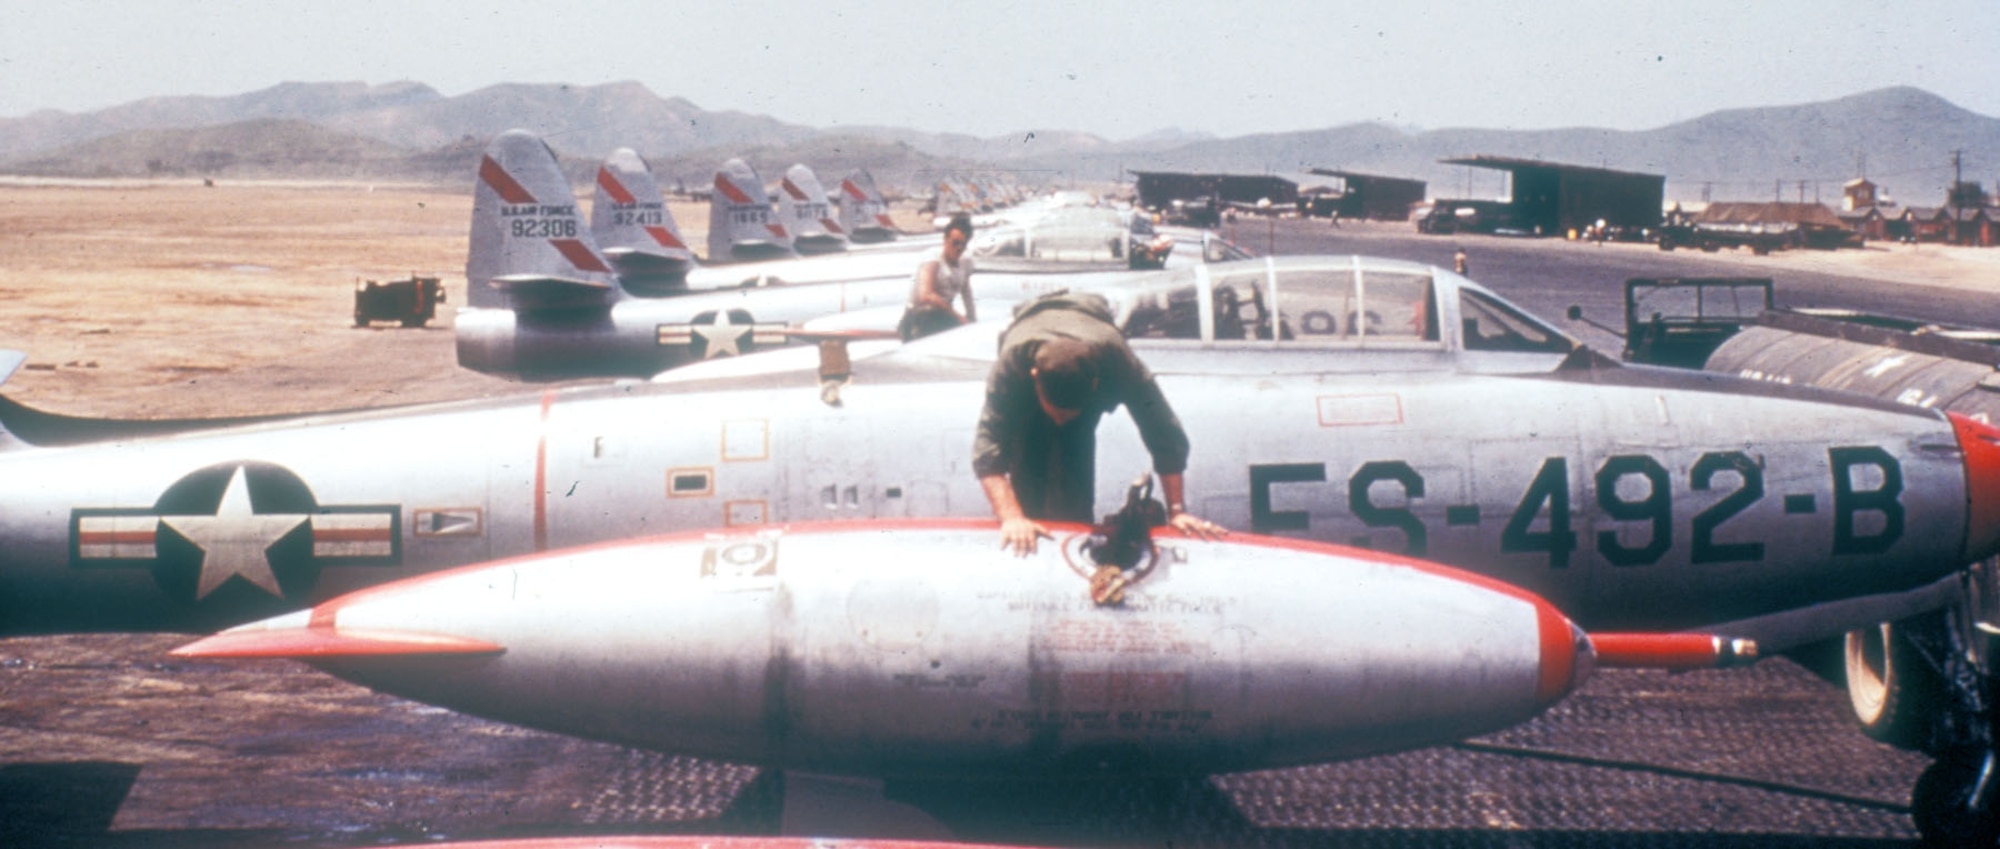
[534,391,557,552]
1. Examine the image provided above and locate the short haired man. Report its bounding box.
[899,213,977,341]
[973,291,1224,554]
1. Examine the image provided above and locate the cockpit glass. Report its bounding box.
[1116,261,1442,345]
[1212,269,1277,340]
[1274,268,1437,342]
[1117,267,1205,340]
[969,208,1133,271]
[1459,288,1574,353]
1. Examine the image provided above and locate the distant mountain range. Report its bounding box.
[2,81,1993,205]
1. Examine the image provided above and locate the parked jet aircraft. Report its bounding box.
[456,131,1228,377]
[175,520,1740,780]
[11,247,2000,833]
[838,169,900,243]
[3,255,1994,652]
[779,164,849,255]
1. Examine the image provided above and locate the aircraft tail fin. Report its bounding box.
[839,169,899,243]
[591,148,696,295]
[465,130,619,310]
[778,163,849,255]
[708,158,795,263]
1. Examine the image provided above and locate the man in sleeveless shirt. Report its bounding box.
[899,213,977,341]
[973,291,1226,554]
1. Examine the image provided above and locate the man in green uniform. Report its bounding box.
[974,291,1225,554]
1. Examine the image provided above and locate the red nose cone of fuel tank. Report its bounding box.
[1536,604,1590,705]
[1951,413,2000,563]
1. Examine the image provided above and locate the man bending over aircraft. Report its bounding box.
[899,213,977,341]
[975,291,1226,554]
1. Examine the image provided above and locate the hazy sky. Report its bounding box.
[2,1,1995,140]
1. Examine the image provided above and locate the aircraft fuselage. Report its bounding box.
[0,359,1973,638]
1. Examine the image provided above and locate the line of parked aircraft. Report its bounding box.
[7,128,2000,843]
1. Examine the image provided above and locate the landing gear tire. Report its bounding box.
[1914,749,2000,847]
[1846,619,1942,750]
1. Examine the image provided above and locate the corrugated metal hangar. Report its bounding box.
[1132,171,1300,211]
[1441,156,1665,236]
[1306,169,1428,221]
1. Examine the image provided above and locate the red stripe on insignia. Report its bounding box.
[646,226,686,249]
[821,218,846,235]
[596,167,637,204]
[311,528,392,543]
[550,239,611,273]
[479,155,537,204]
[842,180,868,200]
[876,214,896,227]
[781,178,809,200]
[79,529,157,545]
[715,174,754,204]
[767,224,788,239]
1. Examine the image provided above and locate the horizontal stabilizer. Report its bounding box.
[488,274,617,311]
[489,274,615,293]
[171,627,503,660]
[1590,633,1758,670]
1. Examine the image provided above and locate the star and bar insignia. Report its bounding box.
[71,461,399,603]
[658,309,788,359]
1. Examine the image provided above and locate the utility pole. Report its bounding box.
[1952,150,1964,245]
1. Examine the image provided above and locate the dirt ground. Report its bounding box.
[0,179,939,419]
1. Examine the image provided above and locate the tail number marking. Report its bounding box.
[1251,448,1902,568]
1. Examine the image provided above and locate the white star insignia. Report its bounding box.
[160,466,308,600]
[692,311,750,358]
[1863,354,1910,379]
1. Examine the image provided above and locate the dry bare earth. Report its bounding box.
[0,180,940,420]
[0,181,510,418]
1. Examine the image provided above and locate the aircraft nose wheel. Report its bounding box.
[1914,748,2000,847]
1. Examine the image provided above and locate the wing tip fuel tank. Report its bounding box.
[169,520,1698,777]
